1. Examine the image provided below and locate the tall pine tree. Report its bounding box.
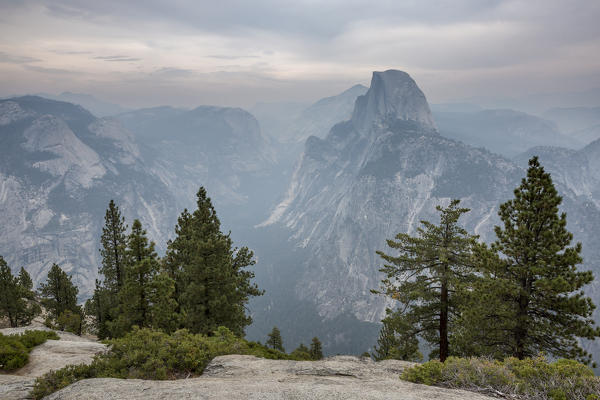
[114,219,160,333]
[0,257,39,327]
[266,326,284,352]
[39,263,82,334]
[466,157,600,364]
[375,200,478,362]
[165,187,263,336]
[372,309,422,361]
[90,200,128,338]
[99,200,128,291]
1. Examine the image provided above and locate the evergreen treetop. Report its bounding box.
[266,326,284,352]
[375,199,478,362]
[488,156,599,363]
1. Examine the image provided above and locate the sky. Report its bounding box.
[0,0,599,109]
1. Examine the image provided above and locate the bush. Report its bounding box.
[0,330,59,371]
[401,355,600,400]
[32,326,305,399]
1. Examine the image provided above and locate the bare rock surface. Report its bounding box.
[44,355,494,400]
[0,324,106,399]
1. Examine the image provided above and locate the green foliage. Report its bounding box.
[374,200,478,361]
[290,343,312,360]
[31,326,300,399]
[266,326,284,352]
[372,309,422,362]
[90,200,128,339]
[165,187,263,336]
[39,264,82,335]
[56,310,83,335]
[309,337,323,360]
[0,330,59,371]
[401,355,600,400]
[0,257,41,327]
[460,157,600,364]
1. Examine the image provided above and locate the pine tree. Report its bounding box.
[148,271,180,333]
[0,258,40,327]
[15,267,40,326]
[165,187,263,336]
[372,309,422,361]
[266,326,284,352]
[468,157,600,363]
[375,200,478,362]
[115,219,159,333]
[290,343,311,359]
[99,200,128,291]
[18,267,33,293]
[309,337,323,360]
[0,256,23,327]
[84,280,111,339]
[93,200,128,338]
[39,264,82,334]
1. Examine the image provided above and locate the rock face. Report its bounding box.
[0,324,106,400]
[0,96,177,296]
[254,70,600,361]
[44,355,494,400]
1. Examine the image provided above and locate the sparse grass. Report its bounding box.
[401,355,600,400]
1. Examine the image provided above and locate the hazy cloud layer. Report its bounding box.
[0,0,598,108]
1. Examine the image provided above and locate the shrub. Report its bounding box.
[32,326,306,399]
[0,330,59,371]
[401,355,600,400]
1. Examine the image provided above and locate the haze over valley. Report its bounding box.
[2,2,600,393]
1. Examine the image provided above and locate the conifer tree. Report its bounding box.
[148,271,180,333]
[309,337,323,360]
[0,258,40,327]
[92,200,128,338]
[18,267,33,293]
[266,326,284,352]
[290,343,311,359]
[85,280,111,339]
[39,264,82,334]
[15,267,40,326]
[465,157,600,364]
[372,309,422,361]
[375,200,478,362]
[115,219,159,333]
[99,200,128,291]
[165,187,263,336]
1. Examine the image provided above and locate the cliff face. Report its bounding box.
[0,96,177,296]
[257,70,600,359]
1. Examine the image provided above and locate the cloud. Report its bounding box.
[94,55,141,62]
[0,0,598,108]
[23,65,80,74]
[0,52,40,64]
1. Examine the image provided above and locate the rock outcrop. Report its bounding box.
[0,324,106,400]
[44,354,494,400]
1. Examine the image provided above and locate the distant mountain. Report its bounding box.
[287,85,368,143]
[433,109,575,157]
[252,70,600,363]
[35,92,129,117]
[430,103,483,113]
[0,96,176,296]
[115,105,281,226]
[541,107,600,145]
[249,102,308,140]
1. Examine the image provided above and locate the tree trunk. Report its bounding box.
[440,274,449,362]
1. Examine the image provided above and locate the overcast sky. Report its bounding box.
[0,0,599,108]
